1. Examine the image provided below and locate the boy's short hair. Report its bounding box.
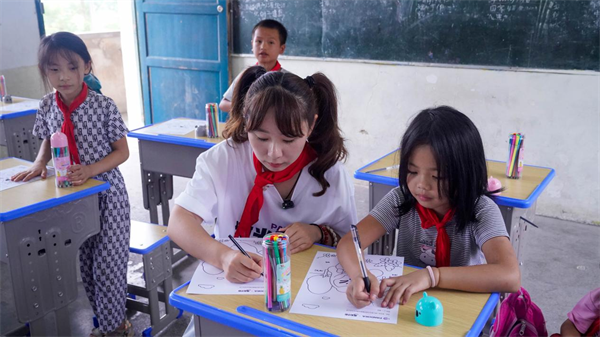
[252,19,287,45]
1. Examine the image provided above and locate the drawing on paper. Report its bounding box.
[291,251,404,324]
[187,238,264,295]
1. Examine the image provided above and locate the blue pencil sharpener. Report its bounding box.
[415,292,443,327]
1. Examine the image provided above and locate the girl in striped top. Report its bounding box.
[337,106,521,309]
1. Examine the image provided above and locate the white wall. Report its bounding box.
[230,55,600,224]
[0,0,45,98]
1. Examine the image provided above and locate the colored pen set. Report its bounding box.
[50,132,72,188]
[506,133,525,179]
[205,103,219,138]
[262,233,291,312]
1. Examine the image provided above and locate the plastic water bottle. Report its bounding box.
[50,132,71,188]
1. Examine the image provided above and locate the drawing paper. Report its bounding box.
[290,251,404,324]
[187,238,264,295]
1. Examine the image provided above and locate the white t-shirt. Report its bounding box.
[175,140,358,239]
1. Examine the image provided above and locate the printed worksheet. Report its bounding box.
[187,238,264,295]
[149,119,206,135]
[290,251,404,324]
[0,165,55,191]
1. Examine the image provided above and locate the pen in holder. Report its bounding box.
[0,75,12,103]
[50,132,72,188]
[205,103,219,138]
[506,133,525,179]
[262,233,291,312]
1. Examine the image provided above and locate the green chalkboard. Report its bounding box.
[232,0,600,71]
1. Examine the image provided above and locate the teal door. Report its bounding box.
[135,0,228,124]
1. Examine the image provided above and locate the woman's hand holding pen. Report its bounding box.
[346,270,380,309]
[379,269,431,308]
[221,249,263,283]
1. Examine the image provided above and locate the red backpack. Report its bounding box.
[490,287,548,337]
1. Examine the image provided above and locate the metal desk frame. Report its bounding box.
[0,158,109,336]
[128,120,221,264]
[0,97,41,161]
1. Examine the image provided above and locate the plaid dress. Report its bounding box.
[33,89,130,332]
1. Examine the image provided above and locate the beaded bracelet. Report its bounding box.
[310,223,323,243]
[318,224,332,246]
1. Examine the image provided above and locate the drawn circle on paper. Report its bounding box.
[202,262,223,275]
[198,284,215,289]
[302,304,319,309]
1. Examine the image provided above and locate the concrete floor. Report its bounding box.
[1,132,599,336]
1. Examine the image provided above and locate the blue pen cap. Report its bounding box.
[415,292,443,327]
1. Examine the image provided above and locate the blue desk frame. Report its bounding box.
[170,268,498,337]
[0,157,109,336]
[355,149,556,261]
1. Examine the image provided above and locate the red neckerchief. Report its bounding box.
[415,202,455,267]
[255,61,282,72]
[55,82,88,165]
[234,143,317,237]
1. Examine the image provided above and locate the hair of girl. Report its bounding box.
[397,106,498,232]
[222,65,347,196]
[38,31,93,93]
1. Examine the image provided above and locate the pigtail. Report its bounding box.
[307,73,348,196]
[222,66,268,143]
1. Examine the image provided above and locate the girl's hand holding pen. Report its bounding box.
[346,270,380,309]
[221,249,263,283]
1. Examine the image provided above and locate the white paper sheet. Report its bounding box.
[290,251,404,324]
[148,119,206,135]
[186,238,264,295]
[0,165,55,191]
[0,99,39,113]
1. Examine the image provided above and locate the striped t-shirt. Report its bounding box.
[370,187,508,268]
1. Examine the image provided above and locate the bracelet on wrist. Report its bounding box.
[310,223,323,243]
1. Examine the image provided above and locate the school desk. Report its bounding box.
[0,157,109,336]
[128,118,224,263]
[354,149,555,263]
[169,244,499,337]
[128,117,225,225]
[0,97,41,161]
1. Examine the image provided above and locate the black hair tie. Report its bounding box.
[304,76,315,88]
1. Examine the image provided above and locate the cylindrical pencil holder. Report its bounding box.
[506,133,525,179]
[262,233,291,312]
[50,132,72,188]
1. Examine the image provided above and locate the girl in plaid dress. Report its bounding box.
[11,32,132,336]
